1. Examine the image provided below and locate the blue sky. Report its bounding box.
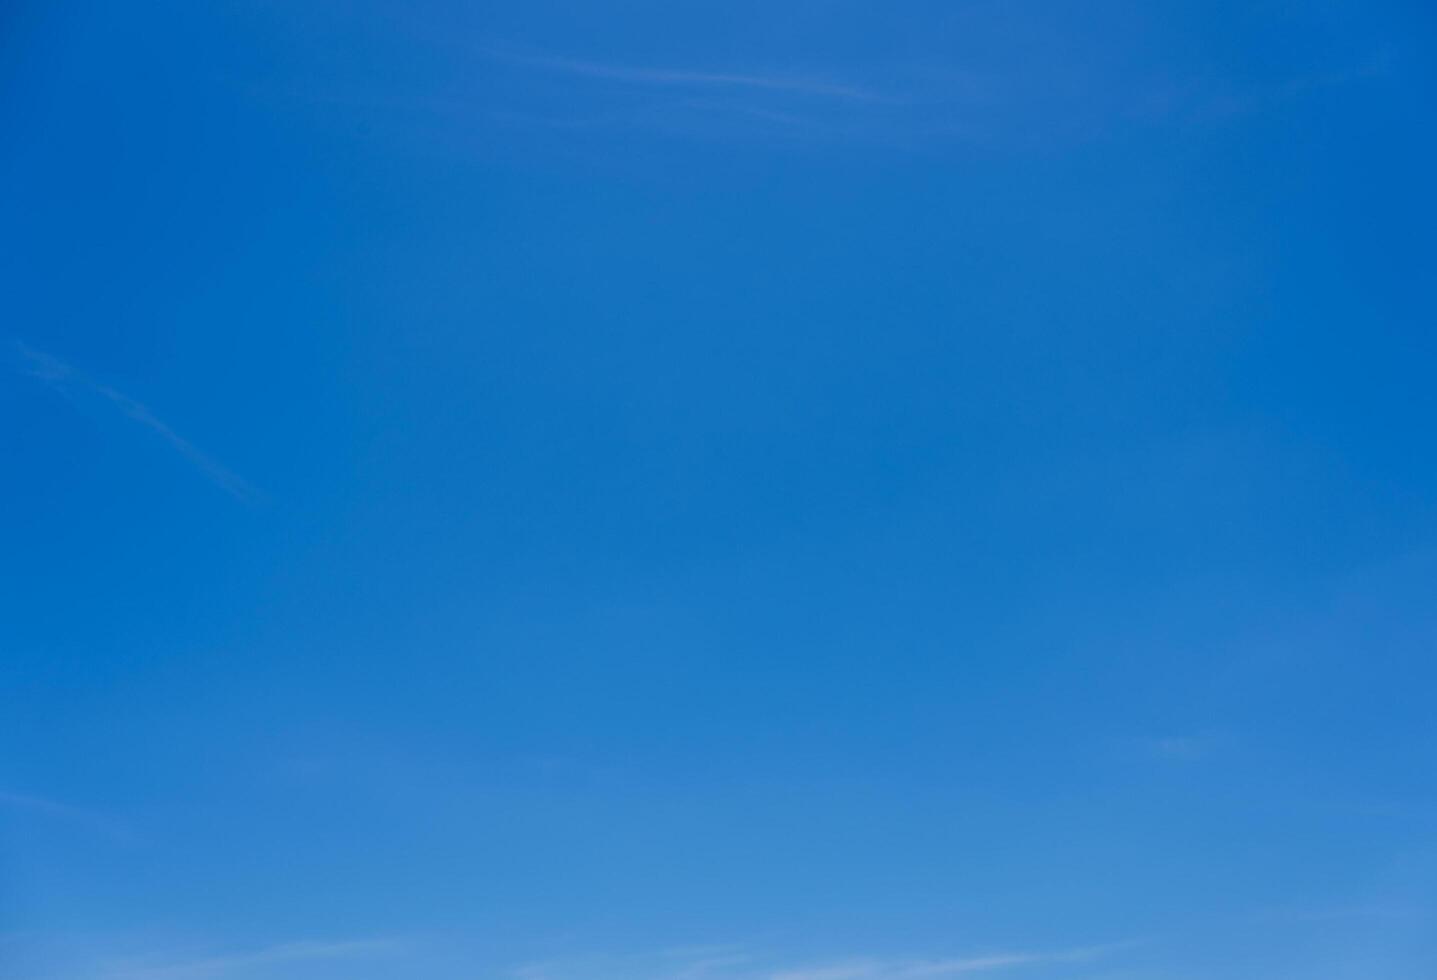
[2,1,1435,978]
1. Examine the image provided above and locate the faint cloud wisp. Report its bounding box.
[0,789,134,843]
[486,45,886,103]
[476,36,1389,150]
[11,340,261,502]
[514,941,1135,980]
[97,938,403,980]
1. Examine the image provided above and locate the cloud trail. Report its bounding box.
[98,938,401,980]
[772,943,1129,980]
[513,940,1134,980]
[489,47,885,102]
[12,341,260,502]
[0,789,133,842]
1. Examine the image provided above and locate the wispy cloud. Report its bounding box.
[487,46,885,103]
[0,789,134,843]
[97,938,402,980]
[474,35,1388,150]
[513,941,1134,980]
[513,945,751,980]
[11,341,260,502]
[771,943,1134,980]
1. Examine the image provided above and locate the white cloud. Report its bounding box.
[97,939,401,980]
[0,789,133,842]
[513,941,1132,980]
[488,47,883,103]
[11,341,260,502]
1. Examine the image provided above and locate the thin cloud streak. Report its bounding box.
[0,789,134,843]
[488,46,886,102]
[478,39,1383,149]
[12,341,261,502]
[774,943,1131,980]
[98,939,402,980]
[514,941,1135,980]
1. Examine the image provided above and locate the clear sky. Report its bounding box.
[2,2,1435,978]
